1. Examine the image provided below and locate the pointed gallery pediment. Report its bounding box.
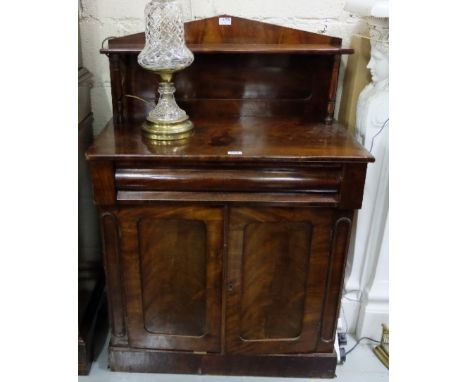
[104,15,351,55]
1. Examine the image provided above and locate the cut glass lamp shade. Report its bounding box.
[138,0,194,73]
[137,0,195,140]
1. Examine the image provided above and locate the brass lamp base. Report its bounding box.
[141,70,194,141]
[142,116,194,141]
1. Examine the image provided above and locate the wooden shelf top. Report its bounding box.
[87,117,374,163]
[102,43,352,55]
[101,15,352,56]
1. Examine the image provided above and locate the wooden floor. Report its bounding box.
[79,334,388,382]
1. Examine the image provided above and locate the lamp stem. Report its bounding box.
[159,71,173,83]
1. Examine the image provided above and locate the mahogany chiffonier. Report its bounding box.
[87,16,374,378]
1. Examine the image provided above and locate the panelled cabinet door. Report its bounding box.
[118,205,223,352]
[226,207,338,354]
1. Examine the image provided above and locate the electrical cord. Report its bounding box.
[345,337,380,355]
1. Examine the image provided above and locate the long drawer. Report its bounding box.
[114,166,342,194]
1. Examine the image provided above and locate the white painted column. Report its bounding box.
[357,212,389,338]
[355,116,389,338]
[341,0,389,338]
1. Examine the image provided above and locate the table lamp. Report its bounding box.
[138,0,194,140]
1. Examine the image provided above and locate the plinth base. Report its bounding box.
[142,118,194,141]
[108,346,337,378]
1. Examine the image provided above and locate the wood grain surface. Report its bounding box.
[104,15,351,54]
[226,207,335,354]
[139,218,207,336]
[101,16,352,125]
[87,117,374,163]
[117,205,223,352]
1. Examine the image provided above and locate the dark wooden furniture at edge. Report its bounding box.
[87,16,374,378]
[78,67,107,375]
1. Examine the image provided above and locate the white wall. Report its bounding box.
[78,0,367,134]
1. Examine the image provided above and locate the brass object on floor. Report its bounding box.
[373,323,389,369]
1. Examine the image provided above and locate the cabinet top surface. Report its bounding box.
[87,117,374,163]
